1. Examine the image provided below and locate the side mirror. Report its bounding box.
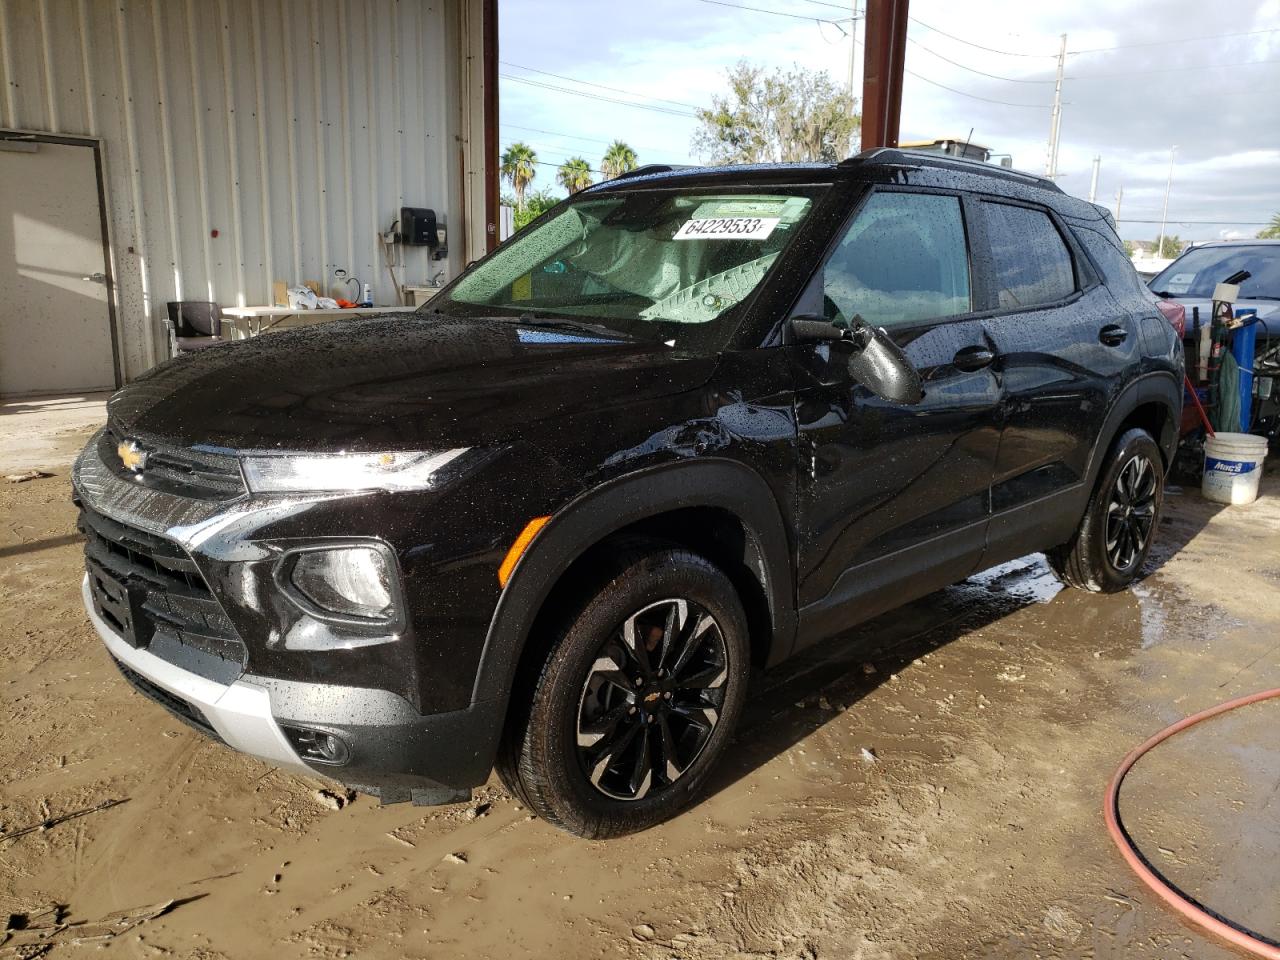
[790,314,923,405]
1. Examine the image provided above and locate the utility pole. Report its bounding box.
[1157,145,1177,258]
[1114,185,1123,223]
[1088,155,1100,202]
[1045,33,1067,179]
[846,0,862,148]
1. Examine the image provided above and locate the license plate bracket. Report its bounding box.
[88,563,154,648]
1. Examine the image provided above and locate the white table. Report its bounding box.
[222,305,419,339]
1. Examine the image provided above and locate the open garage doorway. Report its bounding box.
[0,133,119,397]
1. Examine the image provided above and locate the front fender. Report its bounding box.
[469,456,797,718]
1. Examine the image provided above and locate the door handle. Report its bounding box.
[81,272,108,284]
[1099,324,1128,346]
[952,344,996,372]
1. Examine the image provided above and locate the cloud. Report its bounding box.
[499,0,1280,239]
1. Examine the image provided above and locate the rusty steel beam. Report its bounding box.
[861,0,910,150]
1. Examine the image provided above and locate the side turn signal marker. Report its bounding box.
[498,516,551,587]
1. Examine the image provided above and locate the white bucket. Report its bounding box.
[1202,432,1268,505]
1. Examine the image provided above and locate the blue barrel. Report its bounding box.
[1232,309,1258,432]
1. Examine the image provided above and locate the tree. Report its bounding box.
[500,142,537,212]
[556,157,594,194]
[502,188,560,232]
[1153,235,1184,258]
[693,61,859,165]
[1259,213,1280,240]
[1122,240,1136,258]
[601,141,638,180]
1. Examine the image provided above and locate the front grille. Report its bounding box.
[80,505,247,670]
[101,427,245,501]
[111,657,221,741]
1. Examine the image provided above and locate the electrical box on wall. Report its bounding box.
[400,207,437,246]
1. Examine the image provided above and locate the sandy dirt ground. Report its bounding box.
[2,403,1278,960]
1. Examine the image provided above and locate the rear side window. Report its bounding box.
[819,191,972,329]
[982,202,1076,309]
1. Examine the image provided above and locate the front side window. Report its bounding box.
[817,191,972,329]
[982,202,1076,309]
[438,188,823,350]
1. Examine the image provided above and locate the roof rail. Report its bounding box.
[841,148,1063,194]
[610,163,695,181]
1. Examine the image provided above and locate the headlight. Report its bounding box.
[241,449,468,493]
[287,546,396,621]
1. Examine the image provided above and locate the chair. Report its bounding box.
[164,301,225,356]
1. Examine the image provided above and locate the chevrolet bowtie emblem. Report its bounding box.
[117,439,148,473]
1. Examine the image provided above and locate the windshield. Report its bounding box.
[437,187,824,349]
[1150,245,1280,300]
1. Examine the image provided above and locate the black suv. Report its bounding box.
[74,149,1182,837]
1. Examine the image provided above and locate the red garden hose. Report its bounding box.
[1104,688,1280,958]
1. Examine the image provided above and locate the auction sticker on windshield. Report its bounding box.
[674,217,780,240]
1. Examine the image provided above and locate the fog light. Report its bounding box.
[288,546,395,621]
[283,725,351,766]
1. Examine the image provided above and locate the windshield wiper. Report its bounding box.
[503,313,639,341]
[1242,294,1280,301]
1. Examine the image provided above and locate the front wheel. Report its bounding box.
[498,543,750,838]
[1048,427,1164,592]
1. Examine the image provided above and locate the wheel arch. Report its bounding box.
[470,458,796,730]
[1085,372,1181,490]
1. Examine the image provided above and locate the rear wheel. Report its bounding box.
[498,543,749,838]
[1048,428,1164,592]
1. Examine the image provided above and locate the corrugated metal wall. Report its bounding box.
[0,0,473,380]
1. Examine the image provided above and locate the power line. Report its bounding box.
[500,60,701,111]
[910,14,1280,59]
[908,28,1280,84]
[499,74,698,118]
[906,35,1057,82]
[693,0,849,24]
[1066,57,1280,79]
[500,123,672,157]
[909,16,1058,57]
[904,65,1051,107]
[794,0,855,11]
[1069,26,1280,55]
[851,36,1051,107]
[530,158,606,176]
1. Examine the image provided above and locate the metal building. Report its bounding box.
[0,0,497,396]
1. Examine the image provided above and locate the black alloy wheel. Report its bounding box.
[1105,453,1158,573]
[575,598,728,801]
[1047,427,1164,593]
[497,542,749,838]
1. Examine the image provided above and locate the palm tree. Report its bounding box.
[500,142,538,211]
[556,157,594,194]
[601,140,639,180]
[1259,212,1280,240]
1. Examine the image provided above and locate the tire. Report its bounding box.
[497,541,750,839]
[1047,427,1164,593]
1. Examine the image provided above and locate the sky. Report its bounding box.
[498,0,1280,243]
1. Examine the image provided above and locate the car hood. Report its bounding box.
[109,313,717,451]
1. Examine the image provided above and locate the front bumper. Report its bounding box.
[84,574,312,773]
[84,573,502,799]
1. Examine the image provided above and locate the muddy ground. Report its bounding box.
[2,399,1278,959]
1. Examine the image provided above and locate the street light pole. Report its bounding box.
[1088,155,1100,202]
[1157,145,1177,258]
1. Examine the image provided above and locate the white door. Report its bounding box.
[0,139,117,397]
